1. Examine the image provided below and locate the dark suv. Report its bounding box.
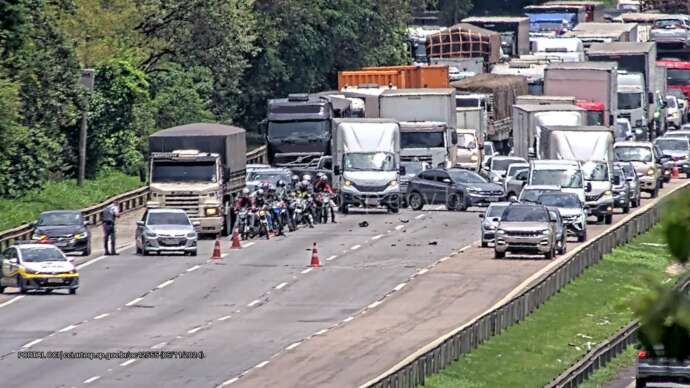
[31,210,91,256]
[406,168,504,211]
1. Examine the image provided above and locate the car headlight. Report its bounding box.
[496,229,506,235]
[32,233,45,240]
[74,232,88,240]
[647,168,655,176]
[344,180,352,187]
[388,180,399,188]
[604,190,612,197]
[492,176,501,182]
[488,224,497,230]
[145,231,157,238]
[187,232,197,238]
[205,207,219,216]
[542,229,551,235]
[470,154,479,162]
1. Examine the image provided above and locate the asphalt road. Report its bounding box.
[0,180,685,388]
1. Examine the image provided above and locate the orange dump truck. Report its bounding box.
[337,65,449,90]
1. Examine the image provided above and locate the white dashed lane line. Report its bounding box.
[417,268,429,275]
[368,300,383,309]
[219,377,239,386]
[343,316,354,323]
[395,225,405,231]
[285,342,301,351]
[120,359,137,367]
[314,328,329,336]
[350,245,361,251]
[125,297,144,307]
[217,315,232,321]
[58,324,78,333]
[186,265,201,272]
[156,279,174,289]
[393,283,407,292]
[371,234,384,241]
[415,214,426,220]
[22,339,43,348]
[76,255,107,270]
[325,255,337,261]
[275,282,288,290]
[0,296,25,309]
[247,299,261,307]
[93,313,109,320]
[83,376,101,384]
[300,268,313,274]
[187,326,203,334]
[255,360,270,369]
[151,342,166,349]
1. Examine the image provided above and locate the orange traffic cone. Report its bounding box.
[672,165,680,179]
[230,228,242,249]
[211,236,222,261]
[310,242,321,268]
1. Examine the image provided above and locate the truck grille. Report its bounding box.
[163,193,200,216]
[354,183,389,193]
[401,155,432,162]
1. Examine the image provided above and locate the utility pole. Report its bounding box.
[78,69,95,186]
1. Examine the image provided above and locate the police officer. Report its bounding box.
[102,201,119,255]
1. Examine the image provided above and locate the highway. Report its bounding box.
[0,181,684,388]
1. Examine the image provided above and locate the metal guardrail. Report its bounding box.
[0,146,269,251]
[363,182,690,388]
[546,271,690,388]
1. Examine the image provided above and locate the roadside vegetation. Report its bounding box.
[424,226,674,388]
[0,172,140,231]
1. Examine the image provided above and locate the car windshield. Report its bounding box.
[37,212,81,226]
[668,69,690,86]
[530,169,583,188]
[152,161,216,183]
[537,193,581,208]
[267,120,329,141]
[521,189,558,203]
[487,205,508,218]
[654,19,686,28]
[507,165,528,178]
[582,161,609,181]
[248,172,289,184]
[457,133,477,150]
[492,158,524,172]
[344,152,395,172]
[502,206,549,222]
[666,97,678,109]
[618,92,642,110]
[21,247,66,262]
[615,146,652,162]
[401,131,445,148]
[147,212,190,226]
[586,110,605,126]
[656,139,688,152]
[484,143,494,155]
[456,97,480,108]
[449,170,487,184]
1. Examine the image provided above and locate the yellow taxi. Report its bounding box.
[0,243,80,294]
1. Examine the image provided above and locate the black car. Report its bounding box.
[406,168,505,211]
[32,210,91,256]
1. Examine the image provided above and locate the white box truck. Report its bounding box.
[512,104,586,159]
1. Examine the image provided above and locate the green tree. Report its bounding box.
[148,64,215,129]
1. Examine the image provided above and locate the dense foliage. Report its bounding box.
[0,0,447,198]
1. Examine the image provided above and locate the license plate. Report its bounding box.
[365,198,379,206]
[162,238,179,245]
[47,278,63,284]
[485,197,499,202]
[55,241,67,247]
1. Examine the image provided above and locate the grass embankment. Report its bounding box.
[425,226,674,388]
[0,172,141,231]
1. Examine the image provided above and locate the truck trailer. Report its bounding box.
[148,123,247,236]
[461,16,530,57]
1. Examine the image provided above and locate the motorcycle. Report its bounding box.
[256,208,271,240]
[236,207,251,240]
[315,192,332,224]
[271,200,290,235]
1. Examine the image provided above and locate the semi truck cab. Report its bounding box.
[658,60,690,100]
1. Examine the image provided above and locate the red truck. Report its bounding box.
[576,100,606,126]
[658,59,690,100]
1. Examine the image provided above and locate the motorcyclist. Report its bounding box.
[252,188,274,231]
[313,175,336,223]
[234,188,252,210]
[275,180,290,200]
[296,179,313,197]
[290,174,300,190]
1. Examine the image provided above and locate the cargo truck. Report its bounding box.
[378,88,458,167]
[452,74,530,155]
[426,24,502,65]
[512,104,586,159]
[587,42,657,135]
[491,59,548,96]
[655,64,668,135]
[147,123,247,236]
[544,61,619,126]
[516,95,578,105]
[658,59,690,100]
[544,1,605,22]
[332,119,402,213]
[563,22,639,47]
[539,125,615,224]
[337,65,449,90]
[617,70,648,134]
[524,4,587,26]
[461,16,530,57]
[530,37,586,62]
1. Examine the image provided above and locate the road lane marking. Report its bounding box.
[350,244,361,251]
[368,300,383,309]
[325,255,337,261]
[76,255,107,270]
[247,299,261,307]
[415,214,426,220]
[241,242,255,248]
[22,338,42,348]
[343,316,354,323]
[285,342,301,351]
[315,328,329,336]
[151,342,166,349]
[93,313,109,320]
[83,376,101,384]
[395,225,405,231]
[125,297,143,307]
[417,268,429,275]
[0,296,24,309]
[186,265,201,272]
[371,234,384,241]
[187,326,203,334]
[300,268,313,274]
[156,279,174,289]
[217,315,232,321]
[219,377,239,386]
[58,324,77,333]
[255,361,270,369]
[439,256,450,263]
[275,282,288,290]
[120,359,137,367]
[393,283,407,292]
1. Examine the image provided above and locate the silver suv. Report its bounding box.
[650,16,690,48]
[495,204,557,260]
[136,209,199,256]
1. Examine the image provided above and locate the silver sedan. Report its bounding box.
[135,209,199,256]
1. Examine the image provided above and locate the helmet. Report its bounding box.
[291,174,300,182]
[257,189,264,196]
[302,174,312,182]
[261,182,271,191]
[319,174,327,181]
[276,180,286,187]
[241,188,250,195]
[301,179,310,187]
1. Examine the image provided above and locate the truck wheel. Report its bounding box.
[481,241,488,248]
[635,379,646,388]
[339,203,349,214]
[605,214,613,225]
[494,250,505,259]
[578,230,587,242]
[82,243,91,257]
[221,213,232,236]
[408,192,425,211]
[0,285,4,294]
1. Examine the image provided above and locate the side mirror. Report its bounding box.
[30,221,36,228]
[451,131,458,145]
[136,221,144,226]
[586,182,593,192]
[399,166,406,175]
[334,166,341,176]
[509,197,519,203]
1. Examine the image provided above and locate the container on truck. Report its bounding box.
[525,4,587,26]
[658,59,690,100]
[452,74,530,155]
[544,61,619,126]
[617,70,648,131]
[587,42,657,133]
[516,95,578,105]
[539,125,615,223]
[526,13,578,37]
[491,59,548,96]
[337,65,449,90]
[461,16,530,57]
[378,88,458,166]
[530,37,586,62]
[544,1,605,22]
[331,119,402,213]
[512,104,586,159]
[265,94,349,167]
[426,24,502,65]
[564,22,639,47]
[148,123,247,236]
